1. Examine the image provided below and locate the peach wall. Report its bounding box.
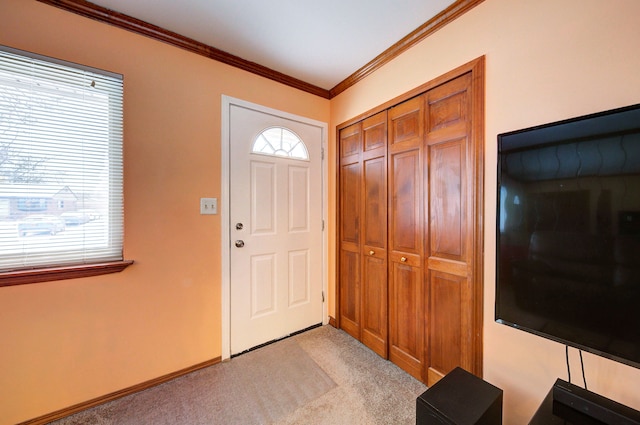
[3,0,640,424]
[0,1,329,424]
[330,0,640,423]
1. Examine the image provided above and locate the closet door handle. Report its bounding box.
[369,250,375,256]
[400,256,407,262]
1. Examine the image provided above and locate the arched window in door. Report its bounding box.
[252,127,309,160]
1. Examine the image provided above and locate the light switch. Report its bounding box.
[200,197,217,215]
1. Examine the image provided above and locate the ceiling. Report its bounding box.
[86,0,457,91]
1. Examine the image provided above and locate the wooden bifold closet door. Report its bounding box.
[337,57,484,385]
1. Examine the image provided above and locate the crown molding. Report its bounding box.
[36,0,483,100]
[329,0,485,97]
[36,0,332,99]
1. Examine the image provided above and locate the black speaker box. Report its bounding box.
[416,367,503,425]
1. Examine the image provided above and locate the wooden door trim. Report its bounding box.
[470,56,485,377]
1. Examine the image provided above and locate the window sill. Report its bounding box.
[0,260,134,288]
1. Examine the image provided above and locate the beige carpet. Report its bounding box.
[50,325,427,424]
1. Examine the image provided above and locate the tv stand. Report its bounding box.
[529,379,640,424]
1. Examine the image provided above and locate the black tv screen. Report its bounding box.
[496,103,640,369]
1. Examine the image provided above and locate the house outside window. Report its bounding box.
[0,46,125,276]
[17,197,48,212]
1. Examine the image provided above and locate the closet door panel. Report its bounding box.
[429,139,466,261]
[426,271,464,384]
[339,123,362,339]
[362,113,387,249]
[388,149,424,380]
[361,253,387,355]
[340,162,361,245]
[425,72,480,386]
[390,151,421,252]
[339,248,360,338]
[389,98,424,148]
[388,261,424,380]
[361,111,388,357]
[363,157,386,247]
[388,96,425,380]
[340,123,362,161]
[363,113,387,152]
[361,157,387,354]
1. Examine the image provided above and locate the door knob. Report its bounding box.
[369,250,375,256]
[235,240,245,248]
[400,256,407,262]
[235,223,244,230]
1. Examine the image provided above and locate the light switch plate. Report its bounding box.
[200,197,217,215]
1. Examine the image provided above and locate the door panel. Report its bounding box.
[289,166,310,232]
[251,161,276,233]
[361,253,387,356]
[429,139,466,260]
[230,104,323,354]
[390,151,421,252]
[360,111,388,357]
[388,96,425,379]
[251,254,276,317]
[364,114,387,152]
[389,98,424,148]
[341,123,362,160]
[427,89,467,133]
[339,123,362,339]
[427,271,463,382]
[389,261,424,380]
[425,73,479,386]
[339,248,360,338]
[340,162,361,245]
[289,249,310,306]
[363,157,386,248]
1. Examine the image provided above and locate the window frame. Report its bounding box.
[251,126,309,161]
[0,46,131,287]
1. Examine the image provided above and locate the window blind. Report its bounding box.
[0,46,124,272]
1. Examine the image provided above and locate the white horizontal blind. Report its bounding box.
[0,46,123,271]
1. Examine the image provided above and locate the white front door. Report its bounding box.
[229,103,324,354]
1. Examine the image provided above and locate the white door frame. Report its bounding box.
[221,95,328,360]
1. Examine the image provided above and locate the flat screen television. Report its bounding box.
[496,103,640,369]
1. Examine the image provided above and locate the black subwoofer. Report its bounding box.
[416,367,503,425]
